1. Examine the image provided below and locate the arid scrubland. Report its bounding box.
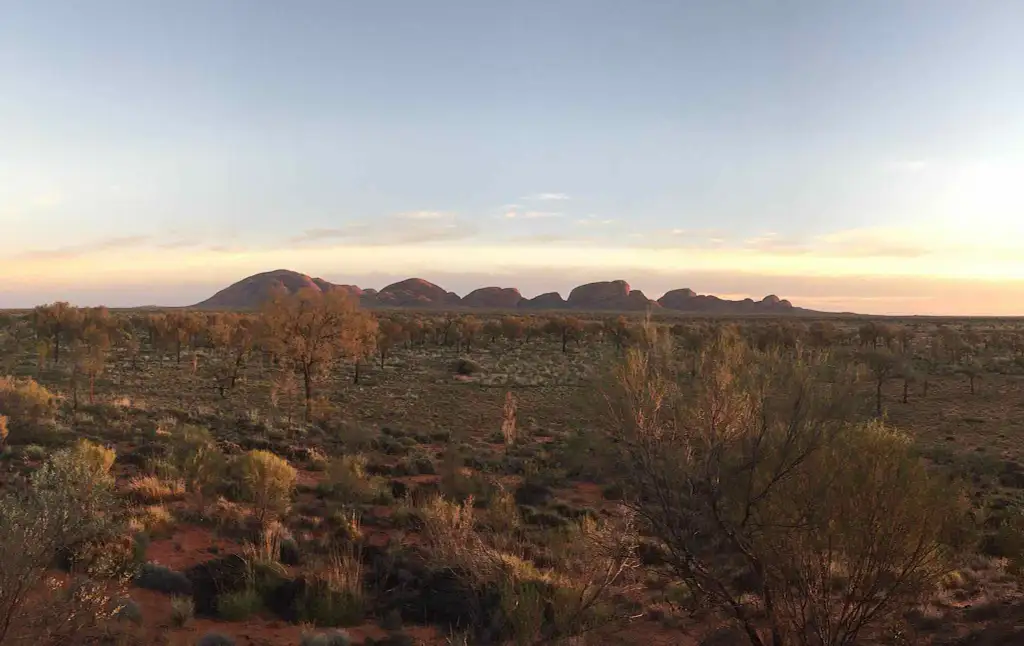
[3,293,1024,645]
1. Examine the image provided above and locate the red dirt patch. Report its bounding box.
[146,525,238,571]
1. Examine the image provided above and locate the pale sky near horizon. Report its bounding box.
[3,1,1024,314]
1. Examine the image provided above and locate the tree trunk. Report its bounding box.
[354,359,361,384]
[876,380,883,417]
[176,339,182,364]
[970,376,976,395]
[380,351,386,369]
[302,367,313,421]
[561,331,568,354]
[902,380,909,404]
[89,373,95,405]
[54,336,60,364]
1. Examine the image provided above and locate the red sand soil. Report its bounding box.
[146,525,239,571]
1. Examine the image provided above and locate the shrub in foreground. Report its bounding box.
[607,328,960,646]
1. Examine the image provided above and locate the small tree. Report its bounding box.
[32,301,81,364]
[606,331,956,646]
[545,316,584,354]
[235,450,297,525]
[262,288,372,418]
[458,316,483,353]
[859,348,902,417]
[956,360,983,395]
[500,316,525,344]
[349,313,379,385]
[376,319,406,369]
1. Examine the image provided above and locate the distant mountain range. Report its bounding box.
[194,269,819,315]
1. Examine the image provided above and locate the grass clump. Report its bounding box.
[294,546,365,627]
[125,475,185,504]
[170,595,195,627]
[197,633,236,646]
[217,588,263,621]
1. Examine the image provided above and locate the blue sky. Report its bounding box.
[3,1,1024,313]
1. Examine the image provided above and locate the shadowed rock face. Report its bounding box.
[194,269,807,313]
[520,291,568,310]
[368,278,461,308]
[461,287,525,309]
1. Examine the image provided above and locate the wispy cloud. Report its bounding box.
[397,210,451,220]
[291,211,477,247]
[522,192,570,201]
[503,209,562,219]
[157,239,202,250]
[19,235,152,260]
[574,215,615,226]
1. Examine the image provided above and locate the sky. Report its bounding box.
[3,1,1024,315]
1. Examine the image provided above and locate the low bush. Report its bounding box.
[451,357,481,376]
[320,454,388,505]
[299,630,352,646]
[198,633,236,646]
[113,597,143,624]
[135,562,193,595]
[232,450,297,524]
[0,376,58,443]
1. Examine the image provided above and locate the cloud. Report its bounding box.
[510,233,575,244]
[19,235,152,260]
[156,239,202,250]
[396,210,451,220]
[522,192,570,201]
[574,216,615,226]
[291,212,477,247]
[503,210,562,219]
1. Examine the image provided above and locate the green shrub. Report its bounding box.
[299,630,352,646]
[23,444,46,460]
[135,562,193,595]
[217,588,262,621]
[198,633,236,646]
[113,597,143,624]
[0,444,131,643]
[171,425,225,497]
[233,450,297,523]
[451,357,481,376]
[0,376,58,443]
[321,454,387,505]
